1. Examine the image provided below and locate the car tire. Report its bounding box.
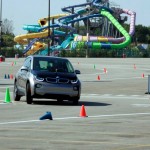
[72,97,79,105]
[26,83,33,104]
[57,98,63,104]
[13,82,21,101]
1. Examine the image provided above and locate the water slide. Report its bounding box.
[14,14,68,43]
[24,2,95,55]
[71,8,135,49]
[55,1,135,50]
[74,8,136,44]
[14,14,70,55]
[14,0,135,55]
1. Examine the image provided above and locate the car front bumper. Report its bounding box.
[32,81,80,99]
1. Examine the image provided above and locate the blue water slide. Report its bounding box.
[61,36,74,49]
[23,25,41,32]
[65,14,101,24]
[92,0,114,13]
[23,38,39,54]
[38,24,60,32]
[61,2,92,13]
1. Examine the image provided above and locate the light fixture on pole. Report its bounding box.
[48,0,50,56]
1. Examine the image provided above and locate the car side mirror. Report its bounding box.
[21,66,29,72]
[75,70,81,74]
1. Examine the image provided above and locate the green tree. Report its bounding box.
[135,25,149,43]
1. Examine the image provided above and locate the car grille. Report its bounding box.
[46,77,69,84]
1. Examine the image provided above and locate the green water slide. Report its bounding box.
[72,9,131,49]
[101,9,131,49]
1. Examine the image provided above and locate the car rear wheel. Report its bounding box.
[13,82,21,101]
[26,83,33,104]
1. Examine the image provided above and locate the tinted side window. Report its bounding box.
[23,57,31,69]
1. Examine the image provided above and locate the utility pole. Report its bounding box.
[0,0,2,50]
[48,0,50,56]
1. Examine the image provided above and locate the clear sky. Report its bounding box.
[2,0,150,35]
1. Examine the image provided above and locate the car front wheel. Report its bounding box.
[72,97,79,105]
[26,83,33,104]
[13,82,21,101]
[57,98,63,104]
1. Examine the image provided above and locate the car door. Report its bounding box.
[18,57,31,92]
[21,57,32,90]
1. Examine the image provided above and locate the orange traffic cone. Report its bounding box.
[10,74,13,79]
[104,68,107,74]
[79,105,87,117]
[97,75,100,81]
[134,64,136,70]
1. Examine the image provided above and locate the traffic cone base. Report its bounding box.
[79,105,87,117]
[39,112,53,120]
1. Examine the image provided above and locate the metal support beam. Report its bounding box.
[51,18,54,47]
[71,7,74,28]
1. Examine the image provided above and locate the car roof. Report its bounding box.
[27,55,68,60]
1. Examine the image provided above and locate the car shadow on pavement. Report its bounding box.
[79,101,111,106]
[32,100,111,106]
[82,81,112,82]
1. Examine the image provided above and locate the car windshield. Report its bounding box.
[33,57,74,73]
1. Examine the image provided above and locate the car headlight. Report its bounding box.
[34,76,44,82]
[71,79,78,84]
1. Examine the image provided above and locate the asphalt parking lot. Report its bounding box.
[0,57,150,150]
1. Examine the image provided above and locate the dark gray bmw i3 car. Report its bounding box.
[13,55,81,105]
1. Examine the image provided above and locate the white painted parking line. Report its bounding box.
[0,120,41,125]
[0,103,7,105]
[81,94,148,100]
[132,104,150,107]
[0,112,150,125]
[117,95,126,97]
[131,95,141,97]
[0,101,14,104]
[0,86,13,89]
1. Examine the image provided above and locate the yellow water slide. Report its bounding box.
[26,42,46,55]
[14,14,68,55]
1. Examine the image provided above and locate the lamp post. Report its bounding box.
[0,0,2,50]
[48,0,50,55]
